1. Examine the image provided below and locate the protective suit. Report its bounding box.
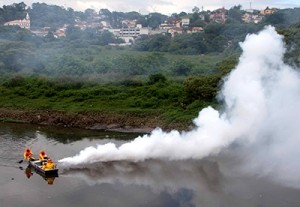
[23,148,34,161]
[42,159,55,170]
[39,150,49,161]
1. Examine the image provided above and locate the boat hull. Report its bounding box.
[28,160,58,177]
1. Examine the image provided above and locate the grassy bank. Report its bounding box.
[0,76,219,130]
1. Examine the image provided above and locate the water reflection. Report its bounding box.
[24,165,58,185]
[24,166,33,179]
[61,159,224,206]
[0,122,141,144]
[62,159,221,190]
[59,156,300,207]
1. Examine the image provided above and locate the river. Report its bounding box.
[0,122,300,207]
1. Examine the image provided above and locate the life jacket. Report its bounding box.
[39,151,49,161]
[24,150,33,160]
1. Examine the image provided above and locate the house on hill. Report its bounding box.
[191,27,204,33]
[210,7,227,23]
[4,13,30,30]
[181,17,190,27]
[242,13,263,24]
[260,7,276,15]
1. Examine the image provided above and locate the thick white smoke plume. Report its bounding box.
[59,26,300,178]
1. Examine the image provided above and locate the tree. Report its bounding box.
[125,11,142,20]
[264,12,285,25]
[43,31,56,42]
[148,73,167,85]
[14,2,27,12]
[171,13,179,19]
[216,56,238,76]
[147,34,171,51]
[133,35,151,51]
[98,30,116,45]
[184,75,220,101]
[204,23,224,37]
[29,3,75,29]
[190,6,201,26]
[147,12,167,29]
[99,8,111,17]
[0,2,27,23]
[228,5,243,22]
[65,25,82,40]
[178,12,187,17]
[170,59,193,76]
[192,6,200,14]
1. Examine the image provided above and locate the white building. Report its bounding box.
[242,13,263,24]
[4,13,30,30]
[181,17,190,27]
[109,27,150,43]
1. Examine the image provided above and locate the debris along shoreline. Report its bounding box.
[0,108,188,133]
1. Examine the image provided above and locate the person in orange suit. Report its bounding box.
[39,150,49,161]
[23,148,35,161]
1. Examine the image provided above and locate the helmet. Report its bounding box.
[26,148,30,152]
[41,151,45,155]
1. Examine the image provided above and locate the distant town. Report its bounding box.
[2,3,278,46]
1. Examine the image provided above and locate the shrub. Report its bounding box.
[148,73,167,85]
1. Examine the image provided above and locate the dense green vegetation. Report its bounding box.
[0,36,225,81]
[0,75,222,125]
[278,21,300,67]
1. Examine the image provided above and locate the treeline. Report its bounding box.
[0,2,27,24]
[1,2,300,58]
[0,35,224,79]
[0,2,168,30]
[1,21,300,80]
[0,2,76,29]
[2,2,300,31]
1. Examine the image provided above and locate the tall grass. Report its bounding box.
[0,76,215,126]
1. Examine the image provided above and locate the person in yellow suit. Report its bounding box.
[42,159,56,171]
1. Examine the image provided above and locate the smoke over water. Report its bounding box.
[59,26,300,185]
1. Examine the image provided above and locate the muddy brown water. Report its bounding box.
[0,122,300,207]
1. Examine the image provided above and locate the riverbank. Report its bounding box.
[0,108,192,133]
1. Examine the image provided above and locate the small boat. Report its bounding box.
[28,160,59,177]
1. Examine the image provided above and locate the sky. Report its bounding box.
[1,0,300,14]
